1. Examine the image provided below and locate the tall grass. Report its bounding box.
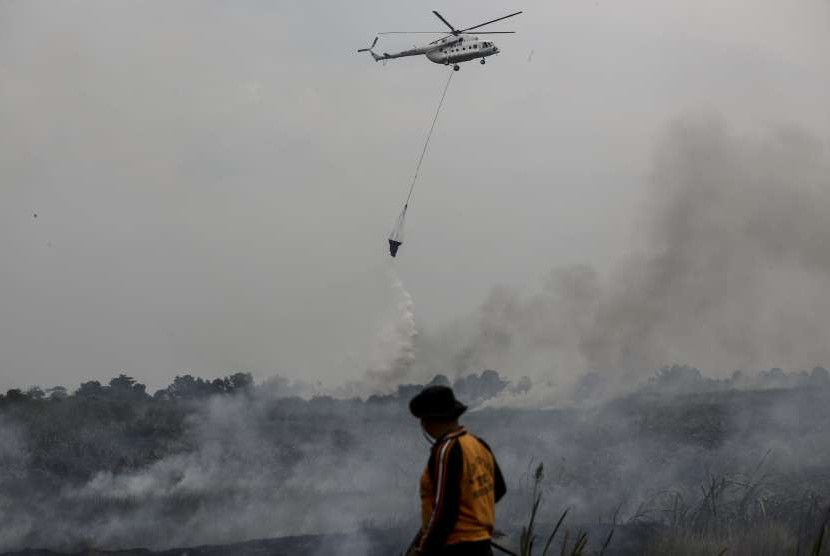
[511,456,829,555]
[637,455,830,555]
[512,463,613,556]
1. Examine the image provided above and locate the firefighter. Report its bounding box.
[407,385,507,556]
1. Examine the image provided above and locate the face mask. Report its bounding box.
[421,423,436,446]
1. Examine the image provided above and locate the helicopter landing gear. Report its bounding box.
[453,64,460,71]
[480,58,486,65]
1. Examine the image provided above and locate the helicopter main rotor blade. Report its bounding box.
[378,31,450,34]
[459,11,523,33]
[429,34,454,44]
[461,31,515,34]
[432,11,457,33]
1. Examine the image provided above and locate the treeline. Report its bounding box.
[0,369,521,499]
[4,363,829,407]
[644,363,830,393]
[0,369,522,407]
[0,371,255,404]
[366,369,524,407]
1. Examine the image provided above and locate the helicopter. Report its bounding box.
[358,10,522,71]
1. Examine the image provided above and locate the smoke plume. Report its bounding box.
[431,116,830,389]
[365,268,418,390]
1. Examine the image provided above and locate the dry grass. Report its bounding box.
[639,460,830,556]
[645,521,795,556]
[515,463,612,556]
[515,457,830,556]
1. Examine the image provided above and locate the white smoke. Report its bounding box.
[365,267,418,391]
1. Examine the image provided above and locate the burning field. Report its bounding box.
[2,367,830,555]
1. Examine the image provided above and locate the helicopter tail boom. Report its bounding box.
[358,37,443,62]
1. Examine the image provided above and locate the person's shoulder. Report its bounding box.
[468,432,495,453]
[434,429,465,453]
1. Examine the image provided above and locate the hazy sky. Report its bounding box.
[1,0,828,391]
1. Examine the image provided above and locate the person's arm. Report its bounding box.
[417,439,462,554]
[493,456,507,503]
[478,437,507,503]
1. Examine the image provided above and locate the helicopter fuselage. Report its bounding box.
[425,36,499,65]
[371,35,499,66]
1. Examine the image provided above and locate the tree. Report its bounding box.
[211,377,226,393]
[758,367,788,388]
[75,380,105,398]
[511,376,532,395]
[396,383,423,401]
[5,388,28,402]
[649,365,704,393]
[108,374,149,401]
[47,386,69,401]
[453,370,509,404]
[811,366,830,385]
[225,372,253,393]
[26,387,45,401]
[427,374,451,387]
[213,372,254,395]
[162,374,217,399]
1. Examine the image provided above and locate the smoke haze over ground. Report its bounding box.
[3,369,830,554]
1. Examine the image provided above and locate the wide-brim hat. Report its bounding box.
[409,385,467,420]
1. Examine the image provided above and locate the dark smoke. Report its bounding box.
[438,116,830,391]
[584,116,830,373]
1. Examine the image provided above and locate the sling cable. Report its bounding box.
[388,70,454,257]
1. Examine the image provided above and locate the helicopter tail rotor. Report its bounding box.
[358,37,386,62]
[357,36,379,53]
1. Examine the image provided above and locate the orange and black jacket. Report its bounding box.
[417,427,506,554]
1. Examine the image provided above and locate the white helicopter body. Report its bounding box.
[358,10,518,71]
